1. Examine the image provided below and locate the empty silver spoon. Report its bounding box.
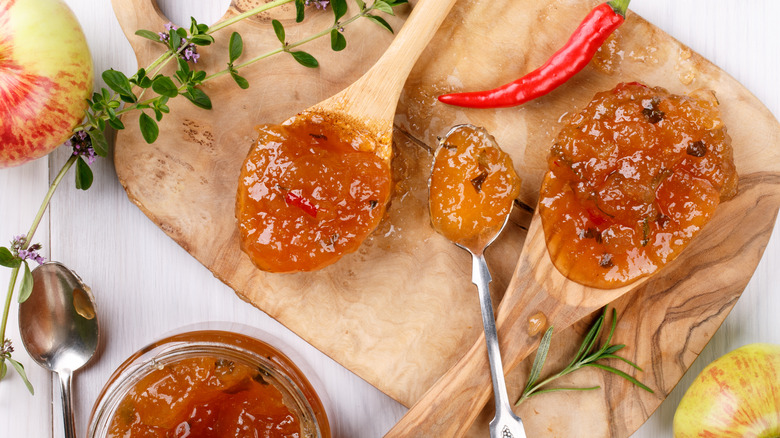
[18,262,99,438]
[429,125,526,438]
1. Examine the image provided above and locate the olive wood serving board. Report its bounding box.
[111,0,780,436]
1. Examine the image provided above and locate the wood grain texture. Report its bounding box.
[108,0,780,437]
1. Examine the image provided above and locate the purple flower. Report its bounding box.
[10,235,45,265]
[164,22,178,31]
[1,339,13,356]
[305,0,330,9]
[68,132,97,165]
[182,44,200,63]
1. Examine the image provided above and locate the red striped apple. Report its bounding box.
[0,0,93,168]
[674,343,780,438]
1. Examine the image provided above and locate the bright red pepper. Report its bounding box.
[438,0,630,109]
[284,190,318,218]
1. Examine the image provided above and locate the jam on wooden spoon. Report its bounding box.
[540,82,738,288]
[236,0,458,273]
[236,111,392,273]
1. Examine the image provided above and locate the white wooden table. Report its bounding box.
[1,1,778,437]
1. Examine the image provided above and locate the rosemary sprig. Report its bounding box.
[516,306,653,406]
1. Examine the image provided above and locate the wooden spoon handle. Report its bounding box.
[332,0,457,121]
[384,292,545,437]
[385,332,494,437]
[111,0,170,66]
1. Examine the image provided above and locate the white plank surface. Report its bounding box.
[0,1,778,437]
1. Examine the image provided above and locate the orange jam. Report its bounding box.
[429,125,522,252]
[236,110,392,273]
[107,356,300,437]
[539,82,738,288]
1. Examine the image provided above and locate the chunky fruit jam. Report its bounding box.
[539,82,738,288]
[236,110,392,273]
[107,356,300,437]
[429,125,522,253]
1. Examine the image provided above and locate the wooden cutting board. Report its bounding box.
[111,0,780,436]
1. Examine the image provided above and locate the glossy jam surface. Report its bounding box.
[236,111,392,273]
[107,356,300,438]
[429,125,522,252]
[539,82,738,288]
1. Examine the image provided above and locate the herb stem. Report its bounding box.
[204,47,284,82]
[207,0,294,34]
[0,269,20,351]
[517,364,578,405]
[205,6,375,83]
[145,51,171,76]
[0,155,77,350]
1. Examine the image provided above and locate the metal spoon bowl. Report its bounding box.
[19,262,99,438]
[430,125,526,438]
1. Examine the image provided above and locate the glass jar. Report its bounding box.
[87,326,331,437]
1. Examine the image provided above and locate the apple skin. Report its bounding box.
[673,343,780,438]
[0,0,93,168]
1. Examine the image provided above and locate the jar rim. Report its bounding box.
[87,328,330,438]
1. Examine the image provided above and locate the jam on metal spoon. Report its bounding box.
[429,124,525,438]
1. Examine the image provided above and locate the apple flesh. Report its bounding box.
[674,343,780,438]
[0,0,93,168]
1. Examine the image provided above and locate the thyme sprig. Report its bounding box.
[0,0,408,393]
[516,306,653,406]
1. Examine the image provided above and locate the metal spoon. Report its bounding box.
[430,126,526,438]
[18,262,99,438]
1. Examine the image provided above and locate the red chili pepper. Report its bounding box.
[438,0,630,109]
[285,190,318,218]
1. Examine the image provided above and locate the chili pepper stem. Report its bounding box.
[607,0,631,17]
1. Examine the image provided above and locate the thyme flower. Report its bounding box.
[66,131,96,165]
[1,339,12,356]
[11,235,45,265]
[182,44,200,63]
[158,22,200,63]
[158,22,178,42]
[305,0,330,10]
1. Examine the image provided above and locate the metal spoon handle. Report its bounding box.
[471,253,526,438]
[58,370,76,438]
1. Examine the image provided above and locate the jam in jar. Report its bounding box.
[88,329,330,438]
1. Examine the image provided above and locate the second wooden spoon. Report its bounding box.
[385,210,647,437]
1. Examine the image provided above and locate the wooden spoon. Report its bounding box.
[301,0,458,164]
[385,210,648,437]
